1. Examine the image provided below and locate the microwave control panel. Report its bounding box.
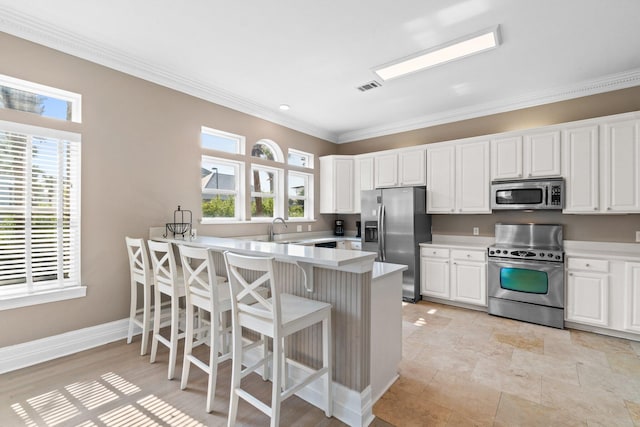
[550,184,562,206]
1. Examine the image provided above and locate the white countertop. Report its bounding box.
[160,235,377,271]
[372,261,407,280]
[564,240,640,261]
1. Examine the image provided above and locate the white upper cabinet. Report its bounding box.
[319,155,354,214]
[427,140,490,214]
[374,148,426,188]
[562,125,600,213]
[602,118,640,212]
[374,152,398,188]
[456,140,491,213]
[491,131,561,180]
[491,136,523,180]
[399,149,426,186]
[426,145,455,213]
[353,155,374,213]
[524,130,561,178]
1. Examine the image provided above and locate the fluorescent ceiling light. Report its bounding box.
[374,25,501,81]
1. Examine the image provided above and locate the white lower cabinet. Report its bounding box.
[421,246,486,307]
[566,258,609,326]
[625,262,640,332]
[566,254,640,336]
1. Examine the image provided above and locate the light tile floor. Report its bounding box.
[373,301,640,426]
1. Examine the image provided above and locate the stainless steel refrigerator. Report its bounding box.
[361,186,432,302]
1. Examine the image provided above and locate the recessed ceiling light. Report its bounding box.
[279,104,290,111]
[373,25,501,81]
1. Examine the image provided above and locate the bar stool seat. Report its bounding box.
[224,251,333,427]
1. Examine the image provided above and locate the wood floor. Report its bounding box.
[4,301,640,426]
[0,335,391,427]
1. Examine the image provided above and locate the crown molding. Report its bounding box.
[0,6,338,143]
[336,68,640,143]
[2,6,639,146]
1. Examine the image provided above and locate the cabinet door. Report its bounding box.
[375,153,398,188]
[421,257,450,299]
[562,125,600,213]
[625,262,640,332]
[427,145,455,213]
[334,158,354,213]
[451,260,486,306]
[491,136,522,180]
[524,130,561,177]
[602,119,640,212]
[354,156,374,213]
[399,148,426,186]
[566,271,609,326]
[456,140,490,213]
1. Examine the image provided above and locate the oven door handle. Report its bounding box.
[488,257,564,268]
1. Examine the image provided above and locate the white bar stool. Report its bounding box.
[224,251,333,427]
[178,245,232,413]
[148,240,186,380]
[125,237,155,355]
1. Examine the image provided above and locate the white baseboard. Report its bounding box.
[0,318,134,375]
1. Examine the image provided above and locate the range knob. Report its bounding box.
[548,253,553,258]
[555,255,561,260]
[495,249,501,254]
[489,250,495,255]
[539,253,544,257]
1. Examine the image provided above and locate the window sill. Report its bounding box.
[0,286,87,311]
[200,218,317,225]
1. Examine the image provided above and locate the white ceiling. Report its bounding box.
[1,0,640,143]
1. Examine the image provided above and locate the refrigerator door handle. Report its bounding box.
[380,204,386,261]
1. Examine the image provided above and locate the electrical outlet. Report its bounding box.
[296,225,302,232]
[308,225,312,231]
[473,227,479,236]
[636,231,640,242]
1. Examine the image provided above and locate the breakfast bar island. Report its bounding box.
[155,233,405,427]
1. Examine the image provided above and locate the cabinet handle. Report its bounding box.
[607,207,611,210]
[528,173,532,177]
[433,251,436,255]
[453,262,456,265]
[569,273,573,276]
[594,207,598,210]
[466,254,471,257]
[585,263,590,267]
[451,209,454,212]
[517,173,522,177]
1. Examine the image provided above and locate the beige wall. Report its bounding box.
[337,87,640,243]
[0,32,336,346]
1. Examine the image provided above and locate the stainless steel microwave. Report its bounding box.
[491,178,564,210]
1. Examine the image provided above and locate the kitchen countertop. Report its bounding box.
[372,261,407,280]
[564,240,640,261]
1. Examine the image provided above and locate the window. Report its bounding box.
[0,120,82,308]
[251,139,284,162]
[250,164,283,219]
[288,148,314,169]
[201,156,244,221]
[0,74,82,123]
[288,171,313,219]
[201,126,245,154]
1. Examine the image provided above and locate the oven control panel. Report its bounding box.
[488,247,564,262]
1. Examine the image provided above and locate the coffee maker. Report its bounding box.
[334,219,344,236]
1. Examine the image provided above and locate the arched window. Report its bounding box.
[251,139,284,163]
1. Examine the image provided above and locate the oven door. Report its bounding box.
[488,258,564,308]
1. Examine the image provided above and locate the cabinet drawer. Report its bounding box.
[567,257,609,273]
[451,249,486,262]
[421,247,450,258]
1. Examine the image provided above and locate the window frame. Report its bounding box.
[0,120,84,310]
[250,163,284,221]
[0,74,82,123]
[251,139,284,163]
[200,155,245,223]
[288,148,314,169]
[287,170,314,221]
[201,126,245,155]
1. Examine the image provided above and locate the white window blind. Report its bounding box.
[0,121,81,298]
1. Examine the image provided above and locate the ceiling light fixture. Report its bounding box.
[279,104,290,111]
[373,25,501,81]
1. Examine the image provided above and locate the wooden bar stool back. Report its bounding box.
[125,237,154,355]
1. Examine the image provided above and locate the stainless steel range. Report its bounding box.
[487,223,565,329]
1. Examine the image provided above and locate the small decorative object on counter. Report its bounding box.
[163,205,194,239]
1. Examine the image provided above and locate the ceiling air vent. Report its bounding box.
[357,80,382,92]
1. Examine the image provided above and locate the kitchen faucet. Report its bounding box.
[268,217,287,241]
